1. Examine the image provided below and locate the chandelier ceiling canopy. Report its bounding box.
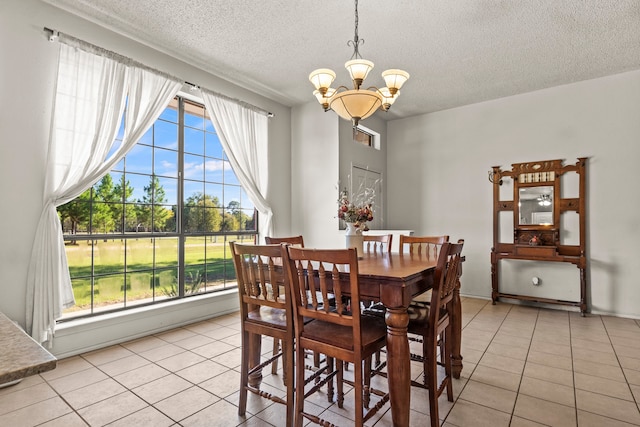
[308,0,410,127]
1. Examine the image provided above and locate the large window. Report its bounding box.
[58,95,257,319]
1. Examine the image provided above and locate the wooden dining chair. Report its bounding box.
[265,235,305,247]
[283,246,390,427]
[399,234,449,258]
[407,239,464,427]
[363,233,393,254]
[229,242,294,427]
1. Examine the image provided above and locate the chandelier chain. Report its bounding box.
[348,0,364,59]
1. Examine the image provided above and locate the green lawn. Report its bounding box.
[64,235,254,313]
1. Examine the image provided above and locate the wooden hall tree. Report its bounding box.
[489,158,588,315]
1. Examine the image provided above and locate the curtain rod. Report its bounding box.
[43,27,274,118]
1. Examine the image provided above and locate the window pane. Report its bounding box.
[205,183,223,205]
[66,240,92,280]
[93,239,125,275]
[225,185,242,207]
[126,239,153,272]
[155,237,178,268]
[204,260,225,291]
[204,207,222,232]
[185,265,205,295]
[184,180,204,202]
[184,127,205,155]
[124,203,140,232]
[154,120,178,150]
[118,175,137,203]
[91,202,116,234]
[183,206,202,233]
[205,132,223,158]
[154,147,178,178]
[93,274,125,309]
[125,145,153,175]
[157,177,178,206]
[205,159,224,183]
[205,236,224,264]
[127,271,155,307]
[184,154,205,181]
[154,205,176,232]
[185,236,205,265]
[155,268,179,298]
[223,160,239,185]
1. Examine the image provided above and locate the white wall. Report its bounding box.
[0,0,292,354]
[291,102,341,248]
[388,70,640,317]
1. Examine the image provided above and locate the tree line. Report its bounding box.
[58,174,255,235]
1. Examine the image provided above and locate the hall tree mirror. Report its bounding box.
[489,158,588,315]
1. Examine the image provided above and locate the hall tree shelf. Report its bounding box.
[489,158,588,315]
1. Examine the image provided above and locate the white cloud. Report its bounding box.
[183,158,224,179]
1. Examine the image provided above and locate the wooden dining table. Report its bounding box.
[354,251,464,427]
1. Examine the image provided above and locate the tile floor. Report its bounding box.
[1,297,640,426]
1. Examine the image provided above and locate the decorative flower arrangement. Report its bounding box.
[337,188,374,232]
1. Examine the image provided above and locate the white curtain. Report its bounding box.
[201,91,273,242]
[26,42,183,345]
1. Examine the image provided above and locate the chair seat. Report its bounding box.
[407,304,448,323]
[247,306,288,328]
[301,316,387,353]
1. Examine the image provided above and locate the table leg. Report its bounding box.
[451,282,463,379]
[248,333,263,387]
[385,307,410,427]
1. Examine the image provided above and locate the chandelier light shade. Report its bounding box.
[330,90,382,123]
[309,0,409,127]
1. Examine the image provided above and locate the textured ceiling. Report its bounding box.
[42,0,640,120]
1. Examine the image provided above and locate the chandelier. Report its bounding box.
[308,0,410,127]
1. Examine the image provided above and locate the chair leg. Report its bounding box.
[354,356,364,427]
[423,331,440,427]
[294,341,306,427]
[427,336,440,427]
[238,330,249,416]
[271,338,280,375]
[444,327,454,401]
[327,357,335,403]
[337,360,345,408]
[283,340,294,427]
[364,357,372,409]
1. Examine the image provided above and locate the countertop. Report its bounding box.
[0,312,57,385]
